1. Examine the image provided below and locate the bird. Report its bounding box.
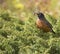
[35,12,55,34]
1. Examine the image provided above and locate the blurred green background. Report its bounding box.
[0,0,60,54]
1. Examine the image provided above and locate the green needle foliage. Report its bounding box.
[0,11,60,54]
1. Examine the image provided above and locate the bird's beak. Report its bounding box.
[34,12,38,15]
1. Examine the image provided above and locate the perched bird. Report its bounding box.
[35,12,55,34]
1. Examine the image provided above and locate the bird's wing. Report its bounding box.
[42,18,53,29]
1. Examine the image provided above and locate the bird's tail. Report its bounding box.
[51,30,55,34]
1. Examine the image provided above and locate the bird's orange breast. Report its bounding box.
[36,19,51,32]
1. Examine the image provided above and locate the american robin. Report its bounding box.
[35,12,55,34]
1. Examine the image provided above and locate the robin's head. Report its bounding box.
[34,12,45,19]
[37,12,44,19]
